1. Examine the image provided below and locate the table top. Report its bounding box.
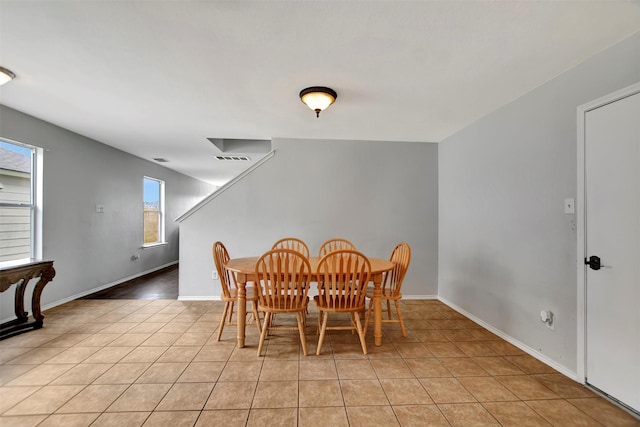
[0,260,55,292]
[225,256,394,275]
[0,259,54,272]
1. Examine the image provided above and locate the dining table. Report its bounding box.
[225,255,395,348]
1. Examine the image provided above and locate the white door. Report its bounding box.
[585,90,640,413]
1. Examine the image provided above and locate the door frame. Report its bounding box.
[576,81,640,383]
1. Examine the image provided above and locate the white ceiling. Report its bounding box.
[1,1,639,186]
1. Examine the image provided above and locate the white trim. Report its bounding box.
[402,294,438,300]
[439,296,578,381]
[175,150,275,223]
[34,146,43,260]
[176,294,437,303]
[178,296,220,301]
[0,138,41,261]
[1,261,179,324]
[143,175,165,245]
[176,294,437,302]
[576,81,640,383]
[142,242,168,249]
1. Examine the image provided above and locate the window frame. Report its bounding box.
[142,176,165,247]
[0,138,42,265]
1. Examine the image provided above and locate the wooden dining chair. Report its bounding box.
[314,250,371,355]
[272,237,310,258]
[255,249,312,356]
[318,238,356,258]
[212,241,262,341]
[364,242,411,337]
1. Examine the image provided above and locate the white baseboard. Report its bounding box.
[177,294,437,302]
[403,294,438,300]
[1,261,179,323]
[438,296,578,381]
[177,294,438,302]
[177,296,220,301]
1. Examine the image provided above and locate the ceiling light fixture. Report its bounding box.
[299,86,337,118]
[0,67,16,85]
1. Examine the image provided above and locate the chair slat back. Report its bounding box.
[272,238,310,259]
[213,241,235,299]
[316,250,371,309]
[318,238,356,258]
[256,249,311,310]
[384,243,411,296]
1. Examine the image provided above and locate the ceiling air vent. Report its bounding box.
[153,158,169,163]
[215,156,250,161]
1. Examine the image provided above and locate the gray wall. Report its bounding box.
[179,137,438,299]
[438,31,640,374]
[0,106,214,318]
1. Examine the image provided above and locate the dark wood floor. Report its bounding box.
[82,265,178,299]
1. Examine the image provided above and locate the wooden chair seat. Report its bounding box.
[314,295,365,312]
[365,286,401,299]
[261,297,308,312]
[223,286,260,302]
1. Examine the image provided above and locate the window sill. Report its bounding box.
[142,242,168,249]
[0,258,36,269]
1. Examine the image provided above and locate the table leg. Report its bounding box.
[373,272,383,346]
[237,273,247,348]
[14,279,29,323]
[31,265,55,327]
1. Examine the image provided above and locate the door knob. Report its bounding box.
[586,255,601,270]
[585,255,612,270]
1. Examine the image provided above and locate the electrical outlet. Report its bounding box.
[540,310,555,330]
[212,270,218,280]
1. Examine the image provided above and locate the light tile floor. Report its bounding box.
[0,299,638,426]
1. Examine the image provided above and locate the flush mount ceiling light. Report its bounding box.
[0,67,16,85]
[299,86,337,118]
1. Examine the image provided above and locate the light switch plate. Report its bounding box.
[564,198,575,214]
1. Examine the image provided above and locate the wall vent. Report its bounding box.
[153,158,169,163]
[215,156,250,161]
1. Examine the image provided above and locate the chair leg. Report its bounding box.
[217,301,230,341]
[302,307,308,330]
[257,312,271,357]
[316,311,329,356]
[354,311,367,355]
[394,299,407,337]
[296,312,308,356]
[386,299,392,320]
[228,301,235,323]
[251,301,262,334]
[349,313,357,334]
[364,300,373,334]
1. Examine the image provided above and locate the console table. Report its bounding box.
[0,260,55,339]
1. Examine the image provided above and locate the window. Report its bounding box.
[143,176,165,246]
[0,140,40,263]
